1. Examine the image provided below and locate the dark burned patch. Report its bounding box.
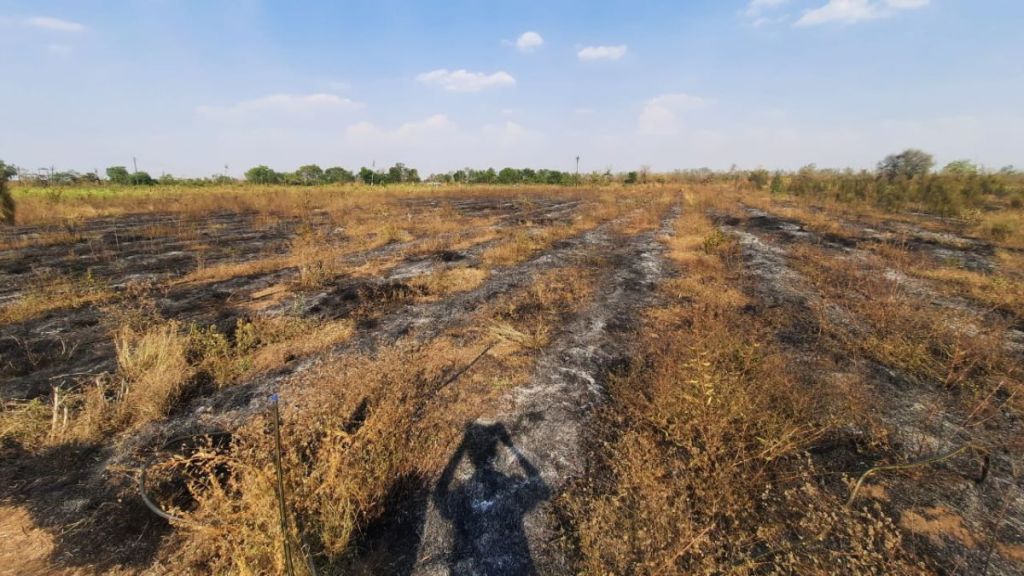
[708,212,743,227]
[0,308,115,401]
[435,250,466,263]
[0,440,169,572]
[333,472,432,575]
[308,279,425,319]
[0,211,302,303]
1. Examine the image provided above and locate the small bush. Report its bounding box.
[0,169,14,225]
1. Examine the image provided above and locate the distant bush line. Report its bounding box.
[3,149,1022,218]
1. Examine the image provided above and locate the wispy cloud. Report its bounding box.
[577,45,628,61]
[637,93,709,136]
[795,0,930,27]
[197,93,362,117]
[515,31,544,52]
[347,114,454,145]
[741,0,791,26]
[24,16,85,32]
[743,0,791,17]
[416,69,516,92]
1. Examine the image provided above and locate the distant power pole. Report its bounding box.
[132,156,138,174]
[575,156,580,186]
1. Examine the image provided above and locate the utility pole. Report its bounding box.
[132,156,138,174]
[575,155,580,186]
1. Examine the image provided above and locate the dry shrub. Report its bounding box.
[112,322,194,428]
[68,323,194,440]
[408,266,489,297]
[190,316,355,387]
[172,341,503,574]
[0,398,51,451]
[789,243,1022,408]
[163,262,599,573]
[558,206,921,574]
[911,254,1024,321]
[481,227,556,267]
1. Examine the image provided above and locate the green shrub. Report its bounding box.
[0,167,14,225]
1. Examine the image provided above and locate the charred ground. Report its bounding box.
[1,184,1022,575]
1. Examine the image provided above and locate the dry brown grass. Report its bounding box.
[0,270,112,325]
[788,243,1022,412]
[557,199,922,574]
[408,266,490,298]
[151,263,597,573]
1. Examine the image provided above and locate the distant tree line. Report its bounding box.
[3,150,1021,219]
[742,149,1023,217]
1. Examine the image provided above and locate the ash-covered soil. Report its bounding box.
[1,194,597,572]
[717,204,1024,576]
[3,191,1022,575]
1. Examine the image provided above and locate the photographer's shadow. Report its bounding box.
[433,422,550,576]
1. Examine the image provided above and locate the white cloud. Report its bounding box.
[482,121,538,146]
[197,93,362,117]
[24,16,84,32]
[416,69,516,92]
[516,31,544,52]
[347,114,454,145]
[795,0,930,27]
[741,0,791,26]
[637,93,709,136]
[743,0,791,17]
[577,45,628,62]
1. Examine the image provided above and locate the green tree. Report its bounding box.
[878,149,934,181]
[769,172,785,195]
[129,171,156,185]
[358,167,377,184]
[0,160,15,225]
[497,168,521,184]
[748,169,770,189]
[295,164,325,185]
[106,166,131,185]
[323,166,355,184]
[384,162,419,184]
[942,160,979,176]
[244,165,280,184]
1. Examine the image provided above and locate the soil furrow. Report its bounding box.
[409,205,679,575]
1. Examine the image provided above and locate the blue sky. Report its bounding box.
[1,0,1022,177]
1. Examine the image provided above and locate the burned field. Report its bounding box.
[1,185,1023,574]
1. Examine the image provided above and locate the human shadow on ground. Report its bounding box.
[433,422,551,576]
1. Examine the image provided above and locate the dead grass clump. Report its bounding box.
[112,322,193,428]
[488,267,594,351]
[0,398,51,451]
[481,227,556,267]
[408,266,489,298]
[71,323,194,440]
